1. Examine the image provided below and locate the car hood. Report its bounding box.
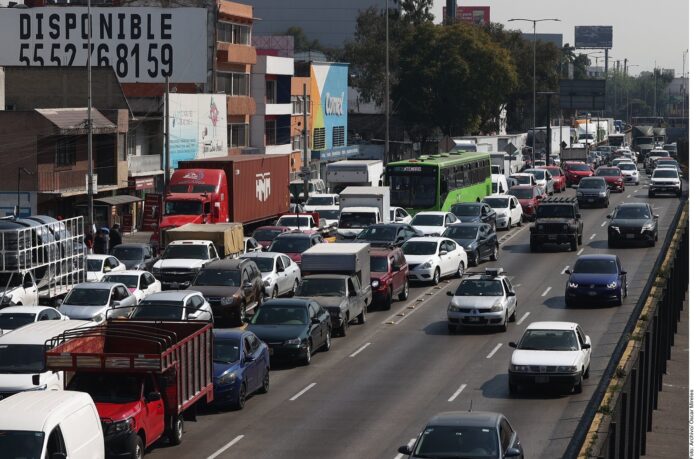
[122,259,144,269]
[511,350,582,367]
[491,208,510,217]
[0,373,47,392]
[404,254,435,265]
[214,361,241,379]
[96,401,142,422]
[370,272,390,282]
[610,218,649,228]
[567,170,593,176]
[651,177,680,184]
[246,324,306,342]
[60,304,107,320]
[450,238,476,248]
[190,286,241,298]
[413,225,444,236]
[517,198,535,207]
[457,216,482,223]
[450,296,501,309]
[86,271,102,282]
[295,295,347,309]
[569,272,618,284]
[602,176,623,183]
[155,259,207,269]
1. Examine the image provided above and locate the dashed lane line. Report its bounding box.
[516,311,531,325]
[448,384,468,402]
[590,233,596,240]
[486,343,503,359]
[207,435,245,459]
[394,439,417,459]
[577,248,584,255]
[561,265,569,275]
[541,287,551,297]
[349,343,371,358]
[601,221,607,227]
[289,383,317,401]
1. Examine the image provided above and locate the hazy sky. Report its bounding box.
[432,0,689,76]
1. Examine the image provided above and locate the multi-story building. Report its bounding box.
[250,55,293,155]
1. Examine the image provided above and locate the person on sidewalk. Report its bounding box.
[109,223,123,252]
[93,229,108,255]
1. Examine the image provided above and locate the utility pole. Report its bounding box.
[538,92,555,166]
[164,75,171,191]
[384,0,390,165]
[87,0,94,231]
[653,61,658,117]
[683,49,688,117]
[302,84,309,200]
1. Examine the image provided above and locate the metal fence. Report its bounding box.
[565,199,689,458]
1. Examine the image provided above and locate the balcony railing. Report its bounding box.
[128,155,162,176]
[38,169,91,193]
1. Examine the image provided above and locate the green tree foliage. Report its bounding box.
[393,23,517,138]
[284,26,327,53]
[607,69,675,119]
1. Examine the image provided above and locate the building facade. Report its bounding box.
[250,55,293,155]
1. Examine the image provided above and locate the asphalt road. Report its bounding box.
[147,170,686,459]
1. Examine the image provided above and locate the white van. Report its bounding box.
[491,174,509,195]
[0,320,92,395]
[0,391,104,458]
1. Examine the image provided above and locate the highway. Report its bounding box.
[147,171,686,459]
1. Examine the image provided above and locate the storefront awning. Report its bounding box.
[94,195,143,206]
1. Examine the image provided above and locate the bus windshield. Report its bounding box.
[389,174,436,209]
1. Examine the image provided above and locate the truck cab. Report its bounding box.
[152,240,220,290]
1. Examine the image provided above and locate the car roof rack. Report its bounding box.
[539,197,577,204]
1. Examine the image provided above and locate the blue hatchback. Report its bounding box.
[565,254,627,307]
[213,329,270,409]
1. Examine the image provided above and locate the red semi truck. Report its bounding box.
[45,320,213,457]
[151,154,291,251]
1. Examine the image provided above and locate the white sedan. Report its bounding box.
[402,237,467,285]
[508,321,592,395]
[0,306,67,335]
[616,161,640,185]
[526,168,555,195]
[86,254,126,282]
[240,252,302,298]
[411,211,460,236]
[483,195,523,230]
[130,291,213,322]
[102,270,162,303]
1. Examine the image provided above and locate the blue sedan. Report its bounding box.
[565,254,627,307]
[213,329,270,409]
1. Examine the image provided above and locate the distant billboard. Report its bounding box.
[167,94,228,168]
[442,6,490,25]
[575,26,613,48]
[522,33,563,48]
[560,80,606,110]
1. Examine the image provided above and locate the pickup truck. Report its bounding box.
[46,320,214,458]
[152,240,220,290]
[0,271,39,307]
[297,243,372,336]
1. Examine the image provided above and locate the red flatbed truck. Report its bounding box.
[45,320,213,458]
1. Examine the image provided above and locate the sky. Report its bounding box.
[432,0,689,77]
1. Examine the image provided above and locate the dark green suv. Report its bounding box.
[529,198,583,252]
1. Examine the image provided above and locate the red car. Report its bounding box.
[564,161,594,186]
[508,185,546,220]
[594,166,625,192]
[369,246,409,310]
[251,225,292,250]
[267,231,325,267]
[541,165,567,192]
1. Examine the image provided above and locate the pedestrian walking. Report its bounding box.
[109,223,123,252]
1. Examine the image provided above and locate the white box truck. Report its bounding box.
[326,160,384,194]
[337,186,390,238]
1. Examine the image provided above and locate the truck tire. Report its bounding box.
[357,306,367,324]
[398,280,409,301]
[337,316,348,337]
[300,342,312,366]
[471,250,480,267]
[168,415,184,445]
[383,289,392,310]
[234,382,247,409]
[490,244,499,261]
[130,434,145,459]
[431,268,441,285]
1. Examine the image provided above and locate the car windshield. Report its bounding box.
[111,247,144,261]
[214,339,241,364]
[131,301,185,320]
[657,160,678,167]
[536,205,575,219]
[297,278,346,297]
[529,170,546,180]
[339,212,377,228]
[65,288,110,306]
[193,269,241,287]
[269,238,311,253]
[357,226,397,241]
[277,216,312,228]
[247,257,274,273]
[413,424,500,459]
[0,313,35,331]
[518,329,579,351]
[596,168,620,176]
[567,163,591,171]
[442,226,478,240]
[618,163,636,171]
[162,245,208,260]
[579,179,605,189]
[455,279,504,296]
[0,431,44,459]
[508,188,533,199]
[451,204,480,217]
[306,196,335,206]
[86,259,103,272]
[102,275,138,289]
[68,373,143,403]
[483,198,508,209]
[0,344,45,373]
[412,215,444,227]
[650,151,669,157]
[317,209,340,220]
[164,200,202,216]
[370,256,389,272]
[547,168,561,176]
[573,258,618,274]
[512,175,532,185]
[250,305,308,325]
[402,241,437,256]
[653,169,678,178]
[615,207,650,219]
[252,229,284,241]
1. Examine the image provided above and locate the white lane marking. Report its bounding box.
[394,439,417,459]
[601,221,607,227]
[516,311,531,325]
[289,383,317,401]
[561,265,569,275]
[590,233,596,240]
[448,384,468,402]
[207,435,245,459]
[576,248,584,255]
[486,343,503,359]
[513,283,522,288]
[541,286,551,297]
[349,342,371,358]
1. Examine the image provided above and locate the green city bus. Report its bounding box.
[385,152,492,214]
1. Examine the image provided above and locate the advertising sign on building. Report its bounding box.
[167,94,228,169]
[575,26,613,49]
[0,8,207,83]
[442,6,491,25]
[310,62,349,158]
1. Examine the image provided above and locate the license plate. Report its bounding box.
[626,234,635,239]
[535,375,550,383]
[587,198,595,203]
[467,317,482,323]
[547,235,557,240]
[588,291,597,296]
[170,282,179,289]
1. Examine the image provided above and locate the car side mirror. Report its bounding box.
[505,447,522,457]
[620,270,627,275]
[398,446,413,455]
[576,213,581,218]
[564,268,572,274]
[508,341,517,348]
[187,313,199,320]
[446,291,453,296]
[581,343,591,350]
[654,214,659,218]
[606,215,612,219]
[277,265,285,272]
[51,453,68,459]
[145,391,162,402]
[311,317,321,324]
[244,354,255,362]
[349,290,357,297]
[439,250,447,256]
[508,291,516,296]
[111,300,121,307]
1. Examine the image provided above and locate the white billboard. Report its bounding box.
[168,94,228,169]
[0,8,207,83]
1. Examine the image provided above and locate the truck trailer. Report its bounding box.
[325,159,383,194]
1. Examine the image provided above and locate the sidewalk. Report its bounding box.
[641,297,689,458]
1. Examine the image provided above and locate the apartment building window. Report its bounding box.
[332,126,345,147]
[55,138,76,167]
[217,22,250,45]
[265,80,277,104]
[127,132,136,156]
[313,128,326,150]
[265,120,277,145]
[291,95,311,115]
[292,134,306,151]
[216,72,250,96]
[228,124,249,147]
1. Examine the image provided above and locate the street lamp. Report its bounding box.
[508,17,560,158]
[16,167,34,217]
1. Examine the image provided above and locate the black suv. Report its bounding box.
[529,197,584,252]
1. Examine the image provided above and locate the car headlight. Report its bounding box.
[568,282,579,288]
[641,223,654,232]
[448,303,459,312]
[371,280,380,288]
[220,296,236,306]
[92,313,106,323]
[490,302,504,312]
[610,225,620,233]
[510,364,529,372]
[284,338,302,346]
[607,281,617,289]
[420,261,432,269]
[576,191,583,197]
[466,242,475,249]
[557,366,578,373]
[632,171,637,175]
[598,191,607,197]
[218,372,237,385]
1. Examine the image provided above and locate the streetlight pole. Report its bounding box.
[508,18,560,159]
[384,0,390,165]
[683,49,688,117]
[87,0,94,231]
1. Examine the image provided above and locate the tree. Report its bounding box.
[284,26,327,53]
[400,0,434,24]
[393,23,517,138]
